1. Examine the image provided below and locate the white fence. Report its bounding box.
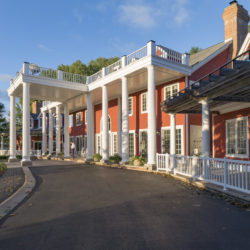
[156,154,250,194]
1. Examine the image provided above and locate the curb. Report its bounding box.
[0,167,36,220]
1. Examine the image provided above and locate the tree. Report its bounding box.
[248,25,250,33]
[58,57,120,76]
[189,46,202,55]
[0,103,8,133]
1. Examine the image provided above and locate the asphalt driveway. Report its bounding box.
[0,161,250,250]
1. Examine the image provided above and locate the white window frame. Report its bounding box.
[69,114,73,127]
[163,83,179,100]
[128,97,133,116]
[129,130,136,157]
[139,129,148,155]
[76,112,82,126]
[85,110,88,124]
[226,116,249,158]
[161,125,184,155]
[141,92,147,113]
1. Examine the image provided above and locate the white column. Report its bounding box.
[42,110,47,155]
[64,103,70,157]
[21,82,31,166]
[117,96,122,156]
[56,105,61,156]
[147,65,156,165]
[9,95,16,161]
[102,85,109,161]
[121,77,129,162]
[201,99,210,157]
[48,109,53,155]
[170,113,176,155]
[87,93,94,160]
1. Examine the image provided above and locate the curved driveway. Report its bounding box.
[0,161,250,250]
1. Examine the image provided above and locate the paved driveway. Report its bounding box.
[0,161,250,250]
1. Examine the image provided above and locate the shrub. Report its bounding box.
[16,155,22,160]
[93,153,102,162]
[0,163,7,176]
[109,154,122,164]
[129,155,146,166]
[0,155,9,160]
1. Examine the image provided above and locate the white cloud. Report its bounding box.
[72,9,83,24]
[119,4,157,29]
[118,0,190,29]
[0,74,12,82]
[37,44,50,51]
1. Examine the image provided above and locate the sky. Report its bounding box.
[0,0,250,115]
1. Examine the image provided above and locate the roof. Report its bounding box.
[189,41,231,67]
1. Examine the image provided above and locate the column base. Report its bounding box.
[8,158,18,163]
[21,159,32,167]
[145,163,156,171]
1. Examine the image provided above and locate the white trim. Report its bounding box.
[163,83,179,100]
[129,130,136,157]
[85,110,88,124]
[161,125,184,155]
[76,111,82,126]
[238,33,250,56]
[225,116,249,159]
[128,97,133,116]
[141,92,148,114]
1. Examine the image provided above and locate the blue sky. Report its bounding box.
[0,0,250,114]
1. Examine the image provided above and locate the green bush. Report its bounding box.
[129,155,146,166]
[93,153,102,162]
[0,163,7,176]
[109,154,122,164]
[0,155,9,160]
[16,155,22,160]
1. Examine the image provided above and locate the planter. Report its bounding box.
[134,159,141,166]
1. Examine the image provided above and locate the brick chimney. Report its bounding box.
[222,1,250,58]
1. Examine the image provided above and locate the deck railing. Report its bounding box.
[156,153,250,194]
[155,45,183,64]
[126,45,147,65]
[106,60,122,75]
[63,71,87,84]
[88,70,103,84]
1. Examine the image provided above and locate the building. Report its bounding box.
[7,1,250,166]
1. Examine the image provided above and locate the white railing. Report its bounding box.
[106,60,122,75]
[126,46,147,65]
[0,150,41,156]
[29,65,58,80]
[88,70,103,83]
[155,45,182,64]
[63,72,87,84]
[156,153,250,194]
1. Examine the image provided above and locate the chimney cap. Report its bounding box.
[229,0,238,5]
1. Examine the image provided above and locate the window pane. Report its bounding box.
[76,112,81,126]
[165,87,171,100]
[142,93,147,112]
[69,115,73,127]
[172,85,178,97]
[227,120,236,154]
[176,129,182,154]
[162,129,170,154]
[129,133,134,157]
[140,131,147,158]
[128,97,133,115]
[113,134,117,154]
[237,119,247,155]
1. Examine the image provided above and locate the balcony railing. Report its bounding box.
[12,41,188,86]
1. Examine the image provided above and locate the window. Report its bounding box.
[161,127,182,155]
[139,130,148,158]
[128,97,133,116]
[129,133,135,157]
[30,118,33,129]
[100,116,111,132]
[141,92,147,113]
[226,117,248,157]
[69,114,73,127]
[164,83,179,100]
[113,134,117,154]
[39,116,42,128]
[96,134,101,154]
[85,110,88,124]
[76,112,82,126]
[76,136,83,152]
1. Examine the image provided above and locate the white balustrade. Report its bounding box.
[88,70,103,83]
[126,46,147,65]
[106,60,122,75]
[155,45,183,64]
[156,153,250,194]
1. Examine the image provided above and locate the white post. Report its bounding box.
[48,109,53,155]
[87,93,94,161]
[42,110,47,155]
[58,70,64,81]
[201,99,210,157]
[182,53,190,65]
[23,62,29,75]
[64,103,70,158]
[147,40,156,56]
[117,96,122,156]
[121,76,129,163]
[56,105,61,156]
[147,64,156,166]
[21,82,32,166]
[170,113,176,155]
[223,157,228,191]
[121,56,127,68]
[102,85,109,162]
[9,95,16,161]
